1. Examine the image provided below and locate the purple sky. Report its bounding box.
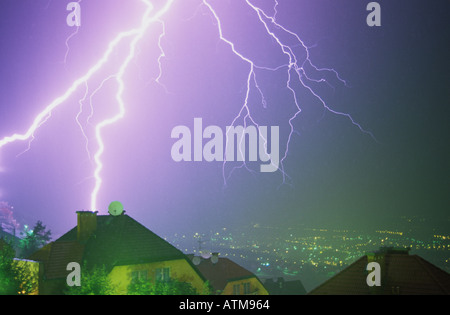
[0,0,448,238]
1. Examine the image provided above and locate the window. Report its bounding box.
[131,270,148,282]
[233,284,240,295]
[155,267,170,282]
[243,282,251,294]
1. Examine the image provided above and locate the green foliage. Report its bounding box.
[19,221,52,258]
[0,240,20,294]
[64,264,114,295]
[128,278,200,295]
[12,261,37,295]
[0,239,35,295]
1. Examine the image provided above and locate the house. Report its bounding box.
[309,247,450,295]
[187,253,269,295]
[28,211,207,295]
[263,277,307,295]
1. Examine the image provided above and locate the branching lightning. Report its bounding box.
[202,0,376,186]
[0,0,375,211]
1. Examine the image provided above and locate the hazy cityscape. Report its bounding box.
[164,215,450,292]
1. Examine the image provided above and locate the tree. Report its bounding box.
[128,278,201,295]
[19,220,52,258]
[64,264,114,295]
[0,239,20,294]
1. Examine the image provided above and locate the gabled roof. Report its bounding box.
[309,249,450,295]
[30,214,187,279]
[187,255,258,292]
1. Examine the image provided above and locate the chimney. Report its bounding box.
[77,211,98,243]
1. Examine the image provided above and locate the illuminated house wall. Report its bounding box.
[109,259,206,294]
[221,276,268,295]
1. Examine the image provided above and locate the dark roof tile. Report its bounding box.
[309,251,450,295]
[30,214,187,279]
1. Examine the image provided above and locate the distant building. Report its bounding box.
[28,211,207,295]
[187,253,269,295]
[309,247,450,295]
[263,277,307,295]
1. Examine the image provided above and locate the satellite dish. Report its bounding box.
[192,256,201,266]
[200,250,211,259]
[108,201,124,216]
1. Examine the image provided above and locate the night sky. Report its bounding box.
[0,0,448,239]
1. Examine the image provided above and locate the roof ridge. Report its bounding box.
[308,255,367,294]
[81,214,186,269]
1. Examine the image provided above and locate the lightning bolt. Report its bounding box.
[202,0,376,186]
[90,1,176,211]
[0,0,375,211]
[0,0,175,211]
